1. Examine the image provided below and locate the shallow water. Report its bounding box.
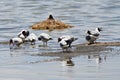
[0,0,120,80]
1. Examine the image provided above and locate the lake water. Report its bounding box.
[0,0,120,80]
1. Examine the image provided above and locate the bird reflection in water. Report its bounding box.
[62,57,74,66]
[87,54,106,64]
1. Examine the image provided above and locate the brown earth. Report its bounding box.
[31,14,73,30]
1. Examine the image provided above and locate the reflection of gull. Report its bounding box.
[88,55,102,64]
[62,57,74,66]
[95,56,102,64]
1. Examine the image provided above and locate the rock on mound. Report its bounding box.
[31,15,73,30]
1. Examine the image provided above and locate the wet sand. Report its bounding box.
[31,42,119,58]
[1,41,120,56]
[1,41,120,46]
[1,41,119,59]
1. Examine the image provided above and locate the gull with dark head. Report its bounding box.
[38,33,52,46]
[59,39,70,51]
[58,35,78,51]
[87,27,102,37]
[9,37,23,49]
[18,29,30,40]
[86,27,102,44]
[58,35,78,48]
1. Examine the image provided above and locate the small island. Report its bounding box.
[31,14,73,30]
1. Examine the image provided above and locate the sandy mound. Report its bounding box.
[31,15,73,30]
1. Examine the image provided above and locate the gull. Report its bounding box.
[58,35,78,48]
[9,37,23,49]
[86,27,102,44]
[18,29,30,40]
[59,39,70,51]
[38,33,52,46]
[86,34,98,44]
[25,33,38,45]
[87,27,102,37]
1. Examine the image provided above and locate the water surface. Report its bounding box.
[0,0,120,80]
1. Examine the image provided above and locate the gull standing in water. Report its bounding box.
[86,27,102,44]
[9,37,23,49]
[58,35,78,48]
[87,27,102,37]
[18,29,30,41]
[38,33,52,46]
[58,35,78,51]
[25,33,38,45]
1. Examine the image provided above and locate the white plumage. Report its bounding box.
[86,27,102,44]
[58,35,72,41]
[18,29,30,40]
[59,39,69,50]
[38,33,52,46]
[87,28,102,37]
[86,35,98,44]
[9,37,23,49]
[25,33,38,45]
[58,35,78,48]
